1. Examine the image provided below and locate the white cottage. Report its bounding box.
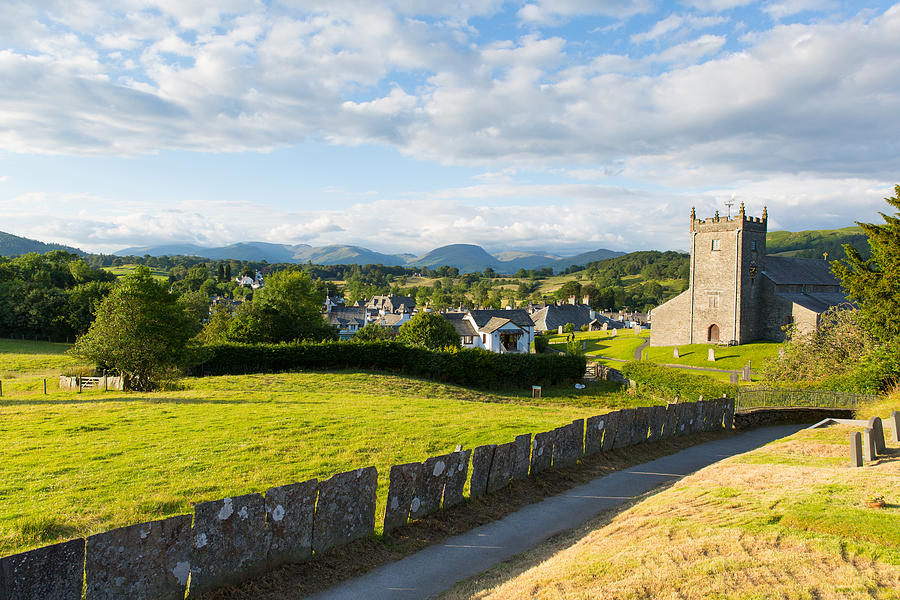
[444,309,535,354]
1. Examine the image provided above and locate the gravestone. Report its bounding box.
[741,365,751,382]
[612,328,617,337]
[661,403,678,439]
[530,431,554,474]
[863,428,876,462]
[730,372,740,385]
[631,407,652,445]
[266,479,318,567]
[892,411,900,443]
[850,431,863,468]
[470,445,497,497]
[86,514,192,600]
[707,348,715,362]
[444,449,472,507]
[187,493,268,598]
[585,414,606,455]
[868,417,886,454]
[647,405,666,442]
[600,410,620,452]
[0,538,85,600]
[311,467,377,554]
[486,442,516,493]
[411,453,452,519]
[512,434,531,480]
[383,463,422,534]
[614,409,635,448]
[558,326,564,334]
[673,347,679,359]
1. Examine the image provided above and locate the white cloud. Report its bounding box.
[764,0,838,21]
[517,0,653,24]
[0,176,8,182]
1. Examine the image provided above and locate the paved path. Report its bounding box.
[307,425,803,600]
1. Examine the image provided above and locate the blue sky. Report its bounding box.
[1,0,898,255]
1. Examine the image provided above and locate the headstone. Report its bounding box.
[600,410,620,451]
[443,449,472,508]
[723,398,735,429]
[892,411,900,443]
[582,341,587,350]
[0,538,85,600]
[486,442,515,493]
[730,372,740,385]
[411,453,452,519]
[585,414,606,455]
[863,428,876,462]
[673,347,679,358]
[266,479,318,567]
[612,328,617,337]
[530,431,554,474]
[311,467,377,554]
[512,434,531,480]
[647,405,666,442]
[707,348,715,362]
[86,515,192,600]
[661,403,678,439]
[470,444,496,497]
[631,407,652,445]
[558,325,564,334]
[742,366,751,382]
[868,417,886,454]
[187,493,268,598]
[850,431,863,468]
[614,409,635,448]
[383,463,422,534]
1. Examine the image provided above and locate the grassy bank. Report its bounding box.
[440,420,900,600]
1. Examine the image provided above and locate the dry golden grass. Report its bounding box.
[440,425,900,600]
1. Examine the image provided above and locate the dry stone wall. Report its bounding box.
[0,399,734,600]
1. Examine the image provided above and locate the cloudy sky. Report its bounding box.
[1,1,898,255]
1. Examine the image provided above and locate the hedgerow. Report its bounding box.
[620,361,735,401]
[193,341,586,389]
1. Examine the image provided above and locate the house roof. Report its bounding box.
[366,295,416,310]
[763,256,840,286]
[467,309,533,330]
[379,313,405,327]
[443,312,478,336]
[775,291,851,314]
[530,304,592,331]
[326,306,366,327]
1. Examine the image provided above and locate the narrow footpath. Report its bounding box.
[306,424,803,600]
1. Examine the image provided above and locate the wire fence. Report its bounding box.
[736,386,881,410]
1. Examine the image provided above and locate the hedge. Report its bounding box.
[619,361,735,401]
[193,341,587,389]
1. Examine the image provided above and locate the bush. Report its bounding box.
[580,325,589,332]
[563,323,575,333]
[194,341,586,389]
[620,361,734,401]
[533,333,549,354]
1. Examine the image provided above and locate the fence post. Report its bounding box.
[0,380,3,397]
[43,379,47,395]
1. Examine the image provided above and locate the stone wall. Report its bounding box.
[0,398,735,599]
[58,375,125,391]
[734,407,853,429]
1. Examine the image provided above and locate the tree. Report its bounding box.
[226,269,335,343]
[353,322,394,341]
[71,266,197,390]
[396,312,461,350]
[833,184,900,341]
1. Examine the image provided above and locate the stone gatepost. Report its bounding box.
[850,431,863,468]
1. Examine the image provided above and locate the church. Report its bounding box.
[649,205,848,347]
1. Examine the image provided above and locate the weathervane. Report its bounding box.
[724,194,735,219]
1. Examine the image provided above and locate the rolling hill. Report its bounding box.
[766,226,868,259]
[0,231,85,257]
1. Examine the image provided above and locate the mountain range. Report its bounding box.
[114,241,625,274]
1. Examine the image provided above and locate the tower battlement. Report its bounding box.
[690,203,767,233]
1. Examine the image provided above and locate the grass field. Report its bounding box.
[547,329,650,362]
[645,340,780,371]
[441,420,900,600]
[0,339,655,557]
[103,264,169,280]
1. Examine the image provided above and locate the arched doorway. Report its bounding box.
[707,323,720,343]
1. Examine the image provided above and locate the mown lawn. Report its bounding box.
[645,340,781,371]
[102,264,169,280]
[0,340,652,557]
[547,329,650,362]
[440,419,900,600]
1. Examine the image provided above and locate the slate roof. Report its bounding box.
[443,312,478,336]
[366,295,416,312]
[327,306,366,327]
[529,304,592,332]
[482,317,524,334]
[467,309,534,330]
[762,257,841,286]
[378,313,406,327]
[775,291,852,314]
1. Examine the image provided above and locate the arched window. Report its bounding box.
[707,323,720,342]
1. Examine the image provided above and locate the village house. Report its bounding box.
[444,309,535,353]
[366,295,415,315]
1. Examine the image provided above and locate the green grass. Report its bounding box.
[0,338,86,394]
[547,329,650,362]
[103,264,169,280]
[645,341,781,371]
[0,340,656,557]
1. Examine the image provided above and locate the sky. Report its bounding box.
[1,0,899,256]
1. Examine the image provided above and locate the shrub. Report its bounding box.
[580,324,589,332]
[620,361,734,401]
[194,341,586,389]
[533,333,549,353]
[563,323,575,333]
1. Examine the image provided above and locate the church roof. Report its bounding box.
[776,291,851,314]
[762,256,840,286]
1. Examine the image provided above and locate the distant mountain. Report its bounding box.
[0,231,85,257]
[292,245,410,266]
[410,244,502,272]
[766,226,869,260]
[552,248,627,270]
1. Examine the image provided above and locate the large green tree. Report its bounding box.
[71,266,197,390]
[396,312,461,350]
[832,184,900,341]
[225,269,335,343]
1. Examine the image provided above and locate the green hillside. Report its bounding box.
[0,231,84,257]
[766,226,868,260]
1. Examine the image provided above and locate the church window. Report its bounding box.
[707,293,719,308]
[751,240,757,250]
[711,239,721,251]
